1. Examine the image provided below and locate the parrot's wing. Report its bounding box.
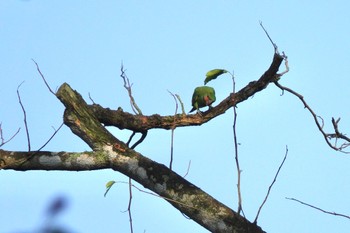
[191,93,198,105]
[209,89,216,102]
[190,93,199,113]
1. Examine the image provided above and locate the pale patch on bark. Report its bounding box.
[39,154,62,166]
[76,153,94,166]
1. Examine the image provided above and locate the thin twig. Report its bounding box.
[17,82,31,151]
[183,160,191,178]
[233,106,243,215]
[0,123,3,145]
[286,197,350,220]
[2,122,64,169]
[120,62,142,115]
[32,59,56,95]
[36,123,64,152]
[254,146,289,224]
[127,178,134,233]
[16,123,64,166]
[88,92,96,104]
[0,123,21,147]
[175,94,186,115]
[259,21,278,52]
[168,90,179,170]
[120,63,148,149]
[231,71,244,216]
[170,127,175,170]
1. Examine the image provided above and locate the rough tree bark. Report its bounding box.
[0,51,285,233]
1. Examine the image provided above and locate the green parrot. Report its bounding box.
[189,86,216,113]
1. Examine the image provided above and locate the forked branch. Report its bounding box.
[0,123,20,148]
[274,82,350,153]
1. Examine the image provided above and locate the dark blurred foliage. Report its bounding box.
[10,195,77,233]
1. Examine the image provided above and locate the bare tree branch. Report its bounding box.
[274,82,350,153]
[175,94,186,115]
[36,123,64,152]
[32,59,56,95]
[120,62,142,115]
[126,178,134,233]
[17,82,31,151]
[88,92,96,104]
[120,63,148,151]
[0,123,21,148]
[168,90,179,170]
[254,146,288,224]
[259,21,278,53]
[286,197,350,220]
[231,71,244,216]
[183,160,191,178]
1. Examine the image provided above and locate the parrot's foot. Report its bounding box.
[196,110,203,117]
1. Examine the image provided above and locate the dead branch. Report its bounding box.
[0,123,21,148]
[175,94,186,115]
[17,82,31,151]
[36,123,64,152]
[183,160,191,178]
[274,82,350,153]
[120,63,142,115]
[127,178,134,233]
[233,104,243,215]
[231,72,244,216]
[88,92,96,104]
[286,197,350,220]
[254,146,288,224]
[120,63,148,151]
[32,59,56,95]
[259,21,278,53]
[168,90,179,170]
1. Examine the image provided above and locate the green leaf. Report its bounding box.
[204,69,228,85]
[104,181,116,197]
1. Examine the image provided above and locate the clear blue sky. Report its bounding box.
[1,1,350,232]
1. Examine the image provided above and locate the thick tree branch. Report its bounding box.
[90,52,284,132]
[0,150,109,171]
[0,149,263,233]
[49,83,265,233]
